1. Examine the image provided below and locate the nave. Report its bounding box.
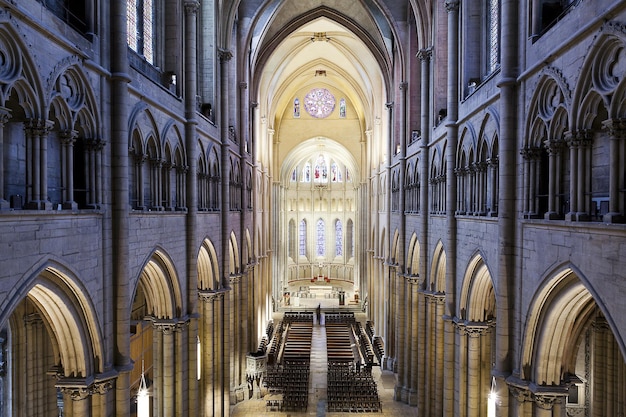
[232,310,419,416]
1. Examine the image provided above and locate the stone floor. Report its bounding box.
[231,312,418,417]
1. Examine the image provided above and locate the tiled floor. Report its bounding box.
[231,312,418,416]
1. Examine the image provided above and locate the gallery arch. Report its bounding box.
[516,268,626,416]
[1,263,105,417]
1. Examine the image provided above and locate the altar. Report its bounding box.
[308,285,333,298]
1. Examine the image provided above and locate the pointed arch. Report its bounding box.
[459,253,495,322]
[406,233,420,275]
[430,241,446,293]
[198,238,220,291]
[135,249,183,320]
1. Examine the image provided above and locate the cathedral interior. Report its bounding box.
[0,0,625,416]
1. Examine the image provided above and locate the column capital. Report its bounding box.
[56,377,95,401]
[0,106,11,125]
[417,47,432,62]
[445,0,460,13]
[91,380,114,395]
[602,118,626,139]
[219,48,233,62]
[455,319,493,337]
[533,392,564,410]
[183,0,200,15]
[520,145,540,160]
[399,81,408,90]
[198,290,219,302]
[509,385,532,403]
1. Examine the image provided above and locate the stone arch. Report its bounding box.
[0,22,45,115]
[459,253,495,322]
[198,238,221,291]
[1,260,105,415]
[390,229,400,264]
[229,231,240,275]
[2,260,104,377]
[520,265,626,415]
[521,267,594,385]
[134,249,183,320]
[429,240,446,293]
[406,232,420,275]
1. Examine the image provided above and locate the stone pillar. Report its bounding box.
[442,315,456,415]
[110,0,132,415]
[0,107,11,209]
[199,291,217,416]
[544,138,562,219]
[565,131,578,218]
[533,393,567,417]
[496,0,520,414]
[434,294,446,417]
[444,2,460,413]
[57,383,91,417]
[407,275,420,406]
[464,324,490,417]
[24,313,54,416]
[576,130,593,220]
[214,292,225,417]
[602,118,626,223]
[38,120,53,210]
[61,130,78,209]
[24,120,53,210]
[152,321,178,416]
[508,383,533,417]
[454,320,468,417]
[394,268,406,399]
[487,157,498,216]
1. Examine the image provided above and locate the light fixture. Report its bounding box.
[487,376,497,417]
[137,361,150,417]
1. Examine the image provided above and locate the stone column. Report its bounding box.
[199,291,217,416]
[0,107,11,209]
[496,0,520,413]
[24,313,53,416]
[544,138,562,219]
[57,383,91,417]
[442,316,456,416]
[464,324,490,417]
[444,0,460,412]
[394,268,406,399]
[135,154,146,209]
[94,139,105,207]
[487,157,498,216]
[576,130,593,220]
[508,383,533,417]
[565,131,578,219]
[407,275,421,406]
[214,292,225,417]
[433,294,446,417]
[61,130,78,209]
[152,321,178,416]
[533,393,567,417]
[453,320,468,417]
[602,118,626,223]
[111,0,132,415]
[592,319,609,417]
[38,120,53,210]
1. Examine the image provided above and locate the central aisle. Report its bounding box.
[309,314,328,414]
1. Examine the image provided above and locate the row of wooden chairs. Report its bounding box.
[327,363,381,413]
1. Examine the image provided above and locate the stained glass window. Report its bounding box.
[302,163,311,182]
[487,0,500,74]
[314,155,328,183]
[335,220,343,256]
[316,219,325,257]
[294,98,300,118]
[346,219,354,258]
[299,220,307,256]
[331,162,342,182]
[127,0,154,64]
[304,88,336,118]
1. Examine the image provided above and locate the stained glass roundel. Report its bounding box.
[304,88,336,118]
